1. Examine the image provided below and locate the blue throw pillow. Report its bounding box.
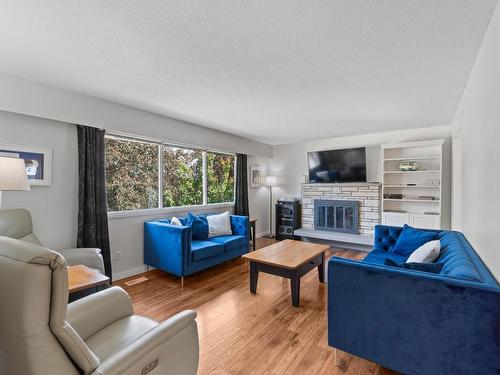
[186,213,209,240]
[384,258,443,274]
[390,224,439,256]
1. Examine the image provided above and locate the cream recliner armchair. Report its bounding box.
[0,208,105,274]
[0,236,199,375]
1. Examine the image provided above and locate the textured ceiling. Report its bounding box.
[0,1,497,144]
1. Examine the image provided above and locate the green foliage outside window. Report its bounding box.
[163,147,203,207]
[105,136,235,212]
[105,137,159,211]
[207,152,235,204]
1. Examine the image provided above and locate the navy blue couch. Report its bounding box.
[328,225,500,375]
[144,214,250,277]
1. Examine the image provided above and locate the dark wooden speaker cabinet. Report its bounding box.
[275,200,301,240]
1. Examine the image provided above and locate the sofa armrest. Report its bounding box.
[144,222,191,276]
[58,247,105,273]
[90,310,199,375]
[67,287,134,341]
[328,257,500,374]
[230,215,250,241]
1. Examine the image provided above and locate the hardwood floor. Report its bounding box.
[114,238,399,375]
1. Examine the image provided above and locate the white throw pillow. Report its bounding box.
[170,216,182,226]
[406,240,441,263]
[207,211,232,237]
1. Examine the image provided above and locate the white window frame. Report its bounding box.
[105,132,236,218]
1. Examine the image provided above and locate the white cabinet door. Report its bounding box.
[382,212,410,227]
[411,214,440,230]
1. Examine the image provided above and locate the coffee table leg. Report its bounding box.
[250,261,259,293]
[318,252,325,283]
[291,273,300,307]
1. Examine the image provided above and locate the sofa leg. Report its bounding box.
[181,276,184,289]
[335,348,339,367]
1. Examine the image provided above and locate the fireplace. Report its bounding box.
[314,199,359,234]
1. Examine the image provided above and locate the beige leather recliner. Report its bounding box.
[0,236,199,375]
[0,208,105,274]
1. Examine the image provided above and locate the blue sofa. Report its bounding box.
[144,214,250,277]
[328,225,500,375]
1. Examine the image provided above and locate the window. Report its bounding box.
[163,146,203,207]
[105,137,159,211]
[105,134,236,212]
[206,152,235,204]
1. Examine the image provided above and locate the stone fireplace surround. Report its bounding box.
[301,182,381,236]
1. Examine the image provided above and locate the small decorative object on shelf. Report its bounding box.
[424,180,440,186]
[399,162,419,171]
[418,196,439,201]
[384,193,403,200]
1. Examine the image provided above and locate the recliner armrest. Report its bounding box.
[67,287,134,341]
[91,310,199,375]
[59,247,105,274]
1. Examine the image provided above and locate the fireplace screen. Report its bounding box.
[314,199,359,234]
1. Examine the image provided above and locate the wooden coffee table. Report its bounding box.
[242,239,330,307]
[68,265,110,294]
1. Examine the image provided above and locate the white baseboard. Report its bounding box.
[256,231,270,238]
[113,265,149,281]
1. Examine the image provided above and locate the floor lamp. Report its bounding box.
[0,156,30,209]
[263,175,278,238]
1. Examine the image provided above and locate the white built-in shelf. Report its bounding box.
[384,198,439,203]
[385,211,440,216]
[384,170,440,174]
[384,156,440,161]
[381,139,444,229]
[384,185,440,188]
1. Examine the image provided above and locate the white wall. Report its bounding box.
[269,125,452,198]
[268,126,452,230]
[0,111,78,250]
[0,75,273,279]
[0,106,271,279]
[451,3,500,280]
[0,74,272,158]
[247,156,271,238]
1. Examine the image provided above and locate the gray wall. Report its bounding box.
[0,74,273,158]
[451,3,500,280]
[269,125,452,196]
[0,111,78,249]
[0,109,271,279]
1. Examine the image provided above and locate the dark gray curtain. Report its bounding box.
[77,125,112,279]
[234,154,249,217]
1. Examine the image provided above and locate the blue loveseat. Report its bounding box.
[144,214,250,277]
[328,225,500,375]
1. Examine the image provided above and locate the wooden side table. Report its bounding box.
[249,218,257,251]
[68,265,110,294]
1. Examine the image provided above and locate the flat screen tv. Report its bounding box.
[307,147,366,183]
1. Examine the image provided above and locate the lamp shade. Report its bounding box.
[0,157,30,191]
[263,175,278,187]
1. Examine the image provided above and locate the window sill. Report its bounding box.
[107,202,235,219]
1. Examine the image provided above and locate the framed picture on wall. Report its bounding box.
[250,165,261,188]
[0,143,52,186]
